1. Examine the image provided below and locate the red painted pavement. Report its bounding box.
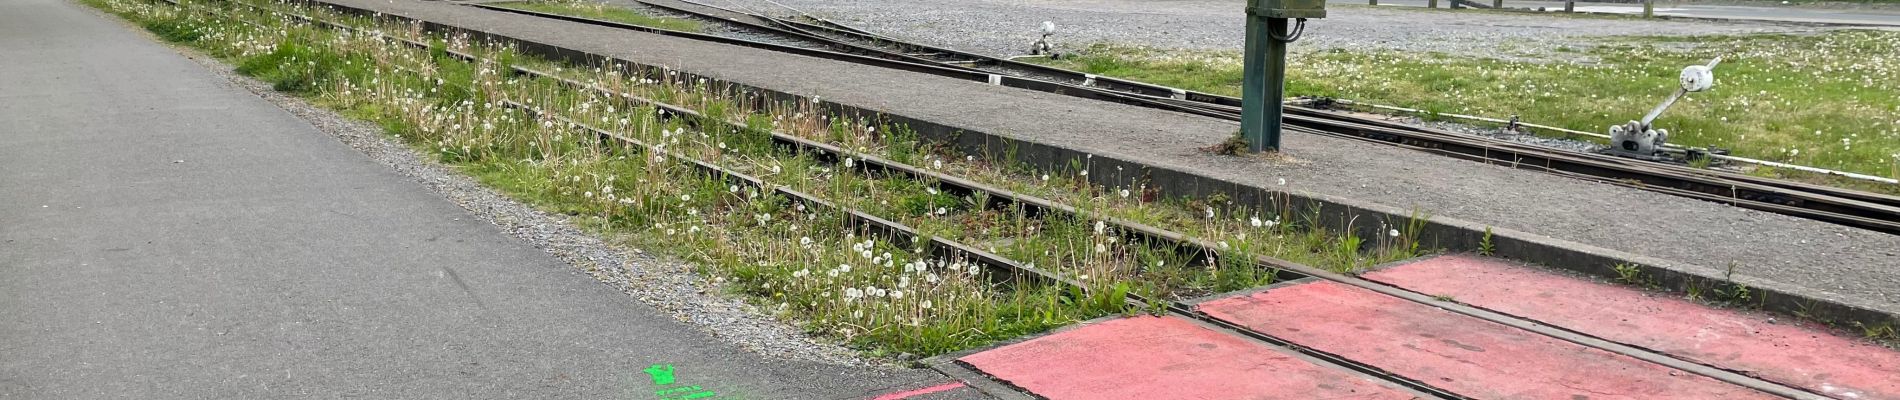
[957,316,1414,400]
[1366,254,1900,400]
[1200,282,1777,399]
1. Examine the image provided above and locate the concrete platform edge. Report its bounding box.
[298,0,1900,335]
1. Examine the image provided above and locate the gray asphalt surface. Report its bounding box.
[305,0,1900,318]
[0,0,958,398]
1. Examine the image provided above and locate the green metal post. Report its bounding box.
[1644,0,1654,17]
[1427,0,1438,8]
[1241,17,1289,152]
[1493,0,1503,8]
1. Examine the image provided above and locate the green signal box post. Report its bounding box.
[1241,0,1323,152]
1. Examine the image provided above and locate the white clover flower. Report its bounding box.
[920,300,933,310]
[1278,178,1287,185]
[1205,207,1215,219]
[935,207,948,215]
[843,157,855,168]
[1119,189,1130,198]
[933,159,943,169]
[800,236,813,246]
[1250,217,1263,228]
[1040,174,1050,182]
[838,264,852,273]
[1094,242,1107,253]
[1094,220,1106,235]
[680,194,691,202]
[1389,229,1401,238]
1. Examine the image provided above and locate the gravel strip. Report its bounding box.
[173,46,884,369]
[704,0,1818,59]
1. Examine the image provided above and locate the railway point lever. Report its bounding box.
[1241,0,1323,153]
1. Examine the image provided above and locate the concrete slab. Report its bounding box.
[958,316,1415,400]
[0,0,944,397]
[1365,255,1900,400]
[1198,282,1776,399]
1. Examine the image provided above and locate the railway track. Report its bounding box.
[151,1,1857,396]
[466,0,1900,236]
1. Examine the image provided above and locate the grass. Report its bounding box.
[489,0,703,32]
[1030,34,1900,194]
[95,0,1430,357]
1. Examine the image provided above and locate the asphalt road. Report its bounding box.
[1328,0,1900,26]
[0,0,959,398]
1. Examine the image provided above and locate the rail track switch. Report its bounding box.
[1241,0,1323,152]
[1607,58,1720,160]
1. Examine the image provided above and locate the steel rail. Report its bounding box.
[506,59,1832,400]
[478,32,1829,400]
[175,1,1831,397]
[550,0,1900,235]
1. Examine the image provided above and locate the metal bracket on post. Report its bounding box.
[1241,0,1322,153]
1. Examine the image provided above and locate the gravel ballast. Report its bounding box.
[707,0,1815,58]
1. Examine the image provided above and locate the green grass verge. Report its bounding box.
[490,0,702,32]
[1033,33,1900,193]
[93,0,1428,357]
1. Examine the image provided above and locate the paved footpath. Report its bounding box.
[0,0,969,398]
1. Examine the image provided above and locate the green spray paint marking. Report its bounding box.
[642,364,678,385]
[644,364,719,399]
